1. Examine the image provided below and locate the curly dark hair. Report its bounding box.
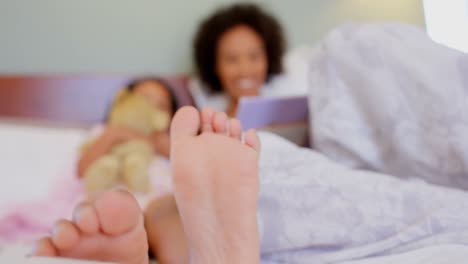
[193,3,286,93]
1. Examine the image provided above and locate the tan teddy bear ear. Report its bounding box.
[111,87,131,108]
[108,88,132,125]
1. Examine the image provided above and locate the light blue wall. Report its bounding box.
[0,0,425,74]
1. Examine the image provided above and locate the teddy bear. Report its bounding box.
[81,88,170,194]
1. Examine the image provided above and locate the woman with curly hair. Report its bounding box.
[192,3,287,117]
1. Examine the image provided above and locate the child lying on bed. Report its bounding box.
[78,77,178,195]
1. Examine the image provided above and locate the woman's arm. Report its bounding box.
[77,126,150,177]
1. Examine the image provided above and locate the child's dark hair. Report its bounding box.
[105,77,178,122]
[125,77,178,115]
[193,3,286,93]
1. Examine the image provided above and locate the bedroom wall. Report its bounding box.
[258,0,426,51]
[0,0,425,75]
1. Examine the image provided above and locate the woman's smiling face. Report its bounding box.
[215,24,268,101]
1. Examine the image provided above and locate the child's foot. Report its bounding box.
[32,190,149,264]
[170,106,261,264]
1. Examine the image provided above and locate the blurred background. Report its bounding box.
[2,0,463,75]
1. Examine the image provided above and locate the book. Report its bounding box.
[236,95,309,130]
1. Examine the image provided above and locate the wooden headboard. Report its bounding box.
[0,75,193,125]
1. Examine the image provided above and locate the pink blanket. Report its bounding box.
[0,163,83,245]
[0,157,172,245]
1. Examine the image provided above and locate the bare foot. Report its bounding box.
[144,194,188,264]
[32,190,149,264]
[170,106,261,264]
[32,106,260,264]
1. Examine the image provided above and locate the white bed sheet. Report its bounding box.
[0,121,88,208]
[2,243,468,264]
[0,244,111,263]
[343,245,468,264]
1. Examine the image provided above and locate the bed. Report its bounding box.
[0,74,310,209]
[0,75,309,263]
[0,74,194,263]
[0,74,192,200]
[0,74,465,264]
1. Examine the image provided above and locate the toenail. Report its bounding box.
[114,188,133,197]
[72,208,81,222]
[51,225,59,237]
[73,204,90,223]
[225,121,230,136]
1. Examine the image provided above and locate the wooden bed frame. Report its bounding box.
[0,75,193,125]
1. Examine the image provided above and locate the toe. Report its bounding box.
[213,112,229,135]
[95,190,142,236]
[51,220,80,251]
[229,119,242,140]
[201,107,215,133]
[32,237,58,257]
[170,106,201,145]
[244,129,261,153]
[73,201,99,235]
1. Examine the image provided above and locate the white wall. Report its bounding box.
[0,0,425,74]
